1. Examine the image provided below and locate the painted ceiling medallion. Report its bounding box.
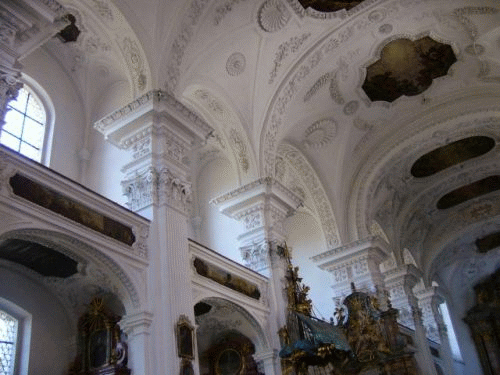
[476,231,500,253]
[302,118,337,149]
[226,52,246,76]
[437,175,500,210]
[297,0,363,12]
[411,136,495,178]
[362,37,457,103]
[258,0,291,33]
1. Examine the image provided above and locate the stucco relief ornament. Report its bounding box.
[155,168,192,212]
[226,52,246,76]
[302,118,337,149]
[258,0,291,32]
[122,168,156,212]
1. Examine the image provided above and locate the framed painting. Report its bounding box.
[177,315,194,359]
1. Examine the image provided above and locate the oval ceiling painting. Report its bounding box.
[411,136,495,178]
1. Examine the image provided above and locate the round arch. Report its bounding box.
[0,228,142,314]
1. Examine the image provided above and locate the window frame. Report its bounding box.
[1,75,54,166]
[0,298,31,375]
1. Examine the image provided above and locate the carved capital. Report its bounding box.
[119,311,154,337]
[240,241,270,272]
[155,167,192,213]
[122,167,156,211]
[0,73,23,126]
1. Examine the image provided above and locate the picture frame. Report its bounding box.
[176,315,194,359]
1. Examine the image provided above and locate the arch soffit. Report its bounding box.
[277,142,340,248]
[183,84,258,184]
[57,0,152,97]
[0,228,142,313]
[194,296,270,353]
[425,216,500,284]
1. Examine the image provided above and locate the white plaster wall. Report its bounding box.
[196,158,245,262]
[0,266,73,375]
[284,211,331,320]
[86,128,132,206]
[20,48,85,182]
[85,79,133,205]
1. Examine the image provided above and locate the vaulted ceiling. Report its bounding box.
[38,0,500,290]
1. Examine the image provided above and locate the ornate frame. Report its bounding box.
[176,315,194,359]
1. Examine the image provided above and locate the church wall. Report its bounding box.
[20,48,86,182]
[85,80,133,205]
[196,158,245,262]
[86,128,132,206]
[284,211,332,319]
[0,266,73,375]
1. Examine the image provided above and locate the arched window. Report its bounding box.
[1,84,47,162]
[0,309,18,375]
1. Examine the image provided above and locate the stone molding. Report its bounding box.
[311,235,388,263]
[210,177,302,211]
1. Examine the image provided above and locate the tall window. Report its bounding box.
[0,310,18,375]
[1,85,46,162]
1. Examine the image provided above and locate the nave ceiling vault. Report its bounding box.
[15,0,500,289]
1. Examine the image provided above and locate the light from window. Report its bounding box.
[1,85,46,162]
[0,310,18,375]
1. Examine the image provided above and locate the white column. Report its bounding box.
[384,265,438,375]
[211,178,302,373]
[120,311,154,375]
[254,349,279,375]
[95,90,213,375]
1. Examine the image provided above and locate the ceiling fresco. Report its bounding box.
[476,231,500,254]
[437,175,500,210]
[362,37,457,103]
[411,136,496,178]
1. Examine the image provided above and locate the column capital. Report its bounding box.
[211,177,303,243]
[384,264,422,291]
[119,311,154,337]
[211,177,302,272]
[94,90,212,150]
[312,236,389,296]
[312,236,389,267]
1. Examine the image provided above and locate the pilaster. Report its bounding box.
[384,265,438,375]
[253,349,279,375]
[312,236,389,302]
[211,178,302,373]
[416,287,455,375]
[120,311,154,375]
[95,89,212,375]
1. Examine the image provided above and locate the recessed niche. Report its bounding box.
[362,37,457,102]
[298,0,363,12]
[437,175,500,210]
[411,136,495,178]
[476,231,500,253]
